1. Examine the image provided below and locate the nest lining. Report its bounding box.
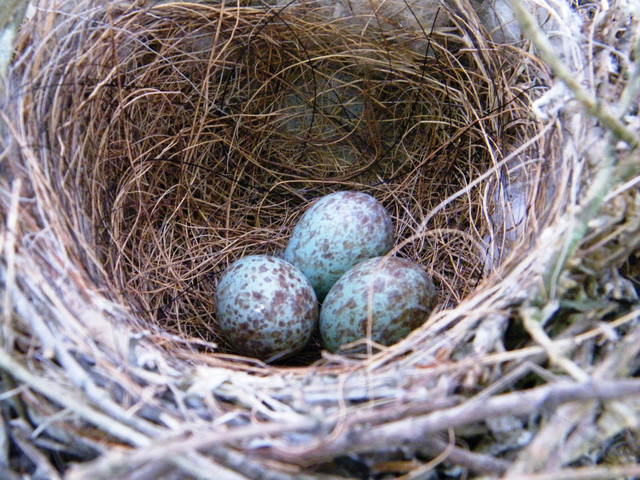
[16,1,544,359]
[0,0,639,478]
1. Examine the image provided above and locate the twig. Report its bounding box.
[284,378,640,463]
[67,448,252,480]
[502,463,640,480]
[3,261,168,440]
[504,0,640,293]
[7,419,63,480]
[209,445,301,480]
[520,303,590,382]
[0,347,151,446]
[593,322,640,380]
[507,398,598,475]
[508,323,640,475]
[0,346,256,480]
[504,0,639,150]
[1,178,21,349]
[617,32,640,118]
[66,416,320,477]
[419,435,511,475]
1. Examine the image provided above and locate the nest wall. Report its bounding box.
[10,0,548,355]
[0,0,639,478]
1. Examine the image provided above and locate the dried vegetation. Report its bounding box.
[0,0,638,478]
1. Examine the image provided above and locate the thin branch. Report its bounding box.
[419,435,511,475]
[283,378,640,463]
[8,419,63,480]
[0,347,258,480]
[502,463,640,480]
[503,0,640,293]
[504,0,639,150]
[520,304,590,381]
[209,446,302,480]
[66,448,252,480]
[0,347,151,447]
[114,378,640,470]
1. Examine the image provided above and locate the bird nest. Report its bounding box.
[0,0,639,478]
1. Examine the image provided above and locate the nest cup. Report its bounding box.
[1,0,639,478]
[9,1,543,357]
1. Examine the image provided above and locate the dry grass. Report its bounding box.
[0,0,638,478]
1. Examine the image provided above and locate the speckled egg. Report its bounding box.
[284,191,394,301]
[319,256,436,353]
[215,255,318,361]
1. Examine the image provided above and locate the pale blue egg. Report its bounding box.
[319,256,436,353]
[215,255,318,361]
[284,191,394,301]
